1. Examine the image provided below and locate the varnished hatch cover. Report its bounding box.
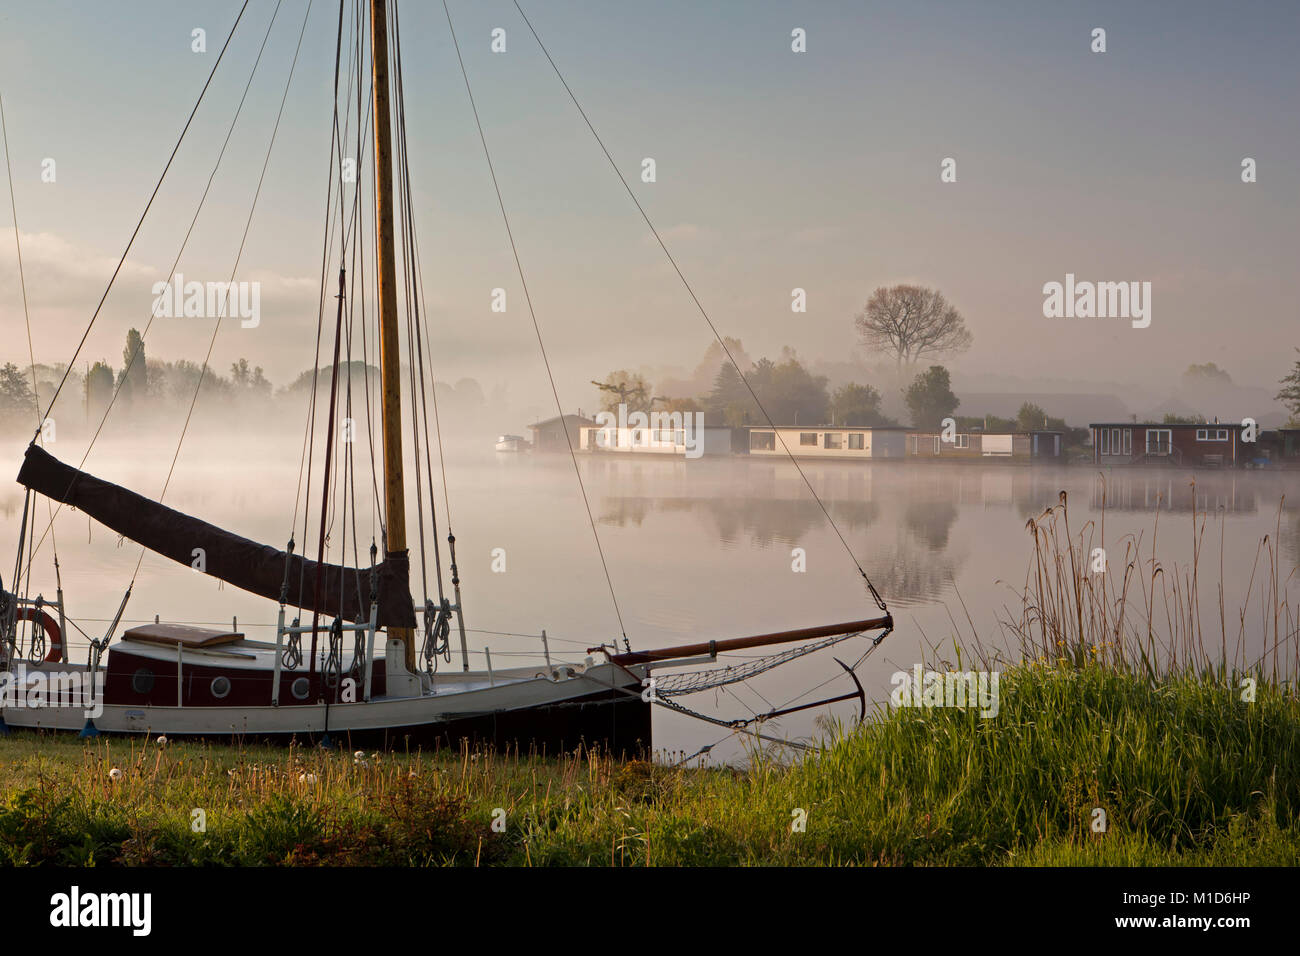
[121,623,245,648]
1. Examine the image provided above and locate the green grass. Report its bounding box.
[0,661,1295,865]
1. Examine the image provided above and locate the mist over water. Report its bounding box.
[2,416,1297,762]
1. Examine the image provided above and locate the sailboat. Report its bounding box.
[0,0,893,755]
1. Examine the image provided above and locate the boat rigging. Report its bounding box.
[1,0,892,757]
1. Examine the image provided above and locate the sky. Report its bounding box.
[1,0,1298,426]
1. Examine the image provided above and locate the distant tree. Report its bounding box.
[85,361,115,414]
[591,370,651,412]
[452,377,485,408]
[0,362,36,426]
[830,383,885,426]
[1015,402,1048,432]
[955,413,1015,432]
[680,337,751,397]
[1183,362,1233,386]
[117,328,147,406]
[902,365,959,430]
[1277,350,1300,424]
[658,396,702,415]
[749,353,829,425]
[703,352,830,426]
[706,362,754,426]
[1162,413,1202,425]
[230,358,271,397]
[855,285,973,370]
[282,362,378,395]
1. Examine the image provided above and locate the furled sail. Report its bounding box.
[16,444,416,628]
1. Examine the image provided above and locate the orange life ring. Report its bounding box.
[14,606,62,663]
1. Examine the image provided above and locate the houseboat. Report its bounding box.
[1090,422,1250,467]
[746,425,910,459]
[905,430,1063,461]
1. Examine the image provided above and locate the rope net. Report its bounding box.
[651,630,867,698]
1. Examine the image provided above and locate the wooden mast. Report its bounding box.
[369,0,415,670]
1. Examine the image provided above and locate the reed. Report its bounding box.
[1001,478,1298,685]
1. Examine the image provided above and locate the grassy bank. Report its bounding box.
[0,660,1295,865]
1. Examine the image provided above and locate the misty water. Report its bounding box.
[2,428,1297,763]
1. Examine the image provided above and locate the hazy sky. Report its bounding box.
[1,0,1297,424]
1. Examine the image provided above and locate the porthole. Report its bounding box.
[131,668,155,694]
[291,677,311,701]
[210,676,231,699]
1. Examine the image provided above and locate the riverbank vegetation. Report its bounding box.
[0,489,1295,866]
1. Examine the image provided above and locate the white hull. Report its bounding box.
[1,658,645,740]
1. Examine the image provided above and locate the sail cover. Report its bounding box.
[17,444,416,628]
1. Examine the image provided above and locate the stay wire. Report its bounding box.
[34,1,252,432]
[442,0,630,648]
[20,0,280,573]
[132,0,315,583]
[510,0,887,614]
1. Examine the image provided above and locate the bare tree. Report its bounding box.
[590,370,651,412]
[854,285,972,370]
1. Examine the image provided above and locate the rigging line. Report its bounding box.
[21,1,286,573]
[394,0,449,595]
[131,0,316,583]
[510,0,887,614]
[391,2,446,603]
[344,229,366,613]
[348,18,383,536]
[391,12,429,604]
[660,629,891,765]
[34,0,251,433]
[442,0,630,648]
[293,0,351,616]
[1,93,59,569]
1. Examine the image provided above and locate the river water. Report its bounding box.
[2,432,1296,762]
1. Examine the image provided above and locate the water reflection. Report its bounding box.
[2,434,1297,762]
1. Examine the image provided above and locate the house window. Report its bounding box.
[1099,429,1110,454]
[848,433,865,450]
[824,432,842,449]
[954,434,969,449]
[799,432,818,446]
[1196,428,1229,442]
[750,431,775,451]
[1123,430,1132,455]
[1146,429,1172,455]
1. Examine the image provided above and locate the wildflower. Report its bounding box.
[155,735,168,747]
[298,772,318,785]
[108,768,123,781]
